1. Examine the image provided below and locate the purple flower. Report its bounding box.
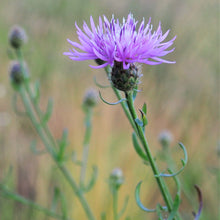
[64,13,176,69]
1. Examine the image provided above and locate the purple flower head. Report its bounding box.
[64,13,176,70]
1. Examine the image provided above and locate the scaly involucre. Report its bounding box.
[64,13,176,69]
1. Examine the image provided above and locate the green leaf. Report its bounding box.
[135,181,157,212]
[118,195,129,218]
[135,118,143,127]
[93,76,110,88]
[50,187,60,212]
[132,133,148,161]
[57,129,68,162]
[155,142,188,178]
[42,98,53,123]
[167,194,181,220]
[82,165,98,192]
[99,91,126,105]
[139,109,148,127]
[156,204,165,220]
[132,86,138,100]
[34,81,40,104]
[71,151,82,166]
[142,103,147,115]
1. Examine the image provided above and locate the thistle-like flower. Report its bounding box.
[64,13,176,91]
[64,13,176,69]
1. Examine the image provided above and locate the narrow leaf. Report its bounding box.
[50,187,60,212]
[156,204,165,220]
[132,133,148,161]
[43,98,53,123]
[135,118,143,127]
[192,185,203,220]
[93,76,110,88]
[167,195,181,220]
[57,129,68,162]
[34,81,40,104]
[155,142,188,177]
[99,91,126,105]
[83,165,98,192]
[118,195,129,218]
[132,86,138,101]
[71,151,82,166]
[135,181,156,212]
[139,109,148,127]
[142,103,147,115]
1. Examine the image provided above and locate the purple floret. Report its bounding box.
[64,13,176,69]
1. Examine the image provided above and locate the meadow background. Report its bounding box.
[0,0,219,219]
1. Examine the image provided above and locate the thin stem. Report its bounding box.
[18,86,96,220]
[0,185,66,220]
[80,108,92,187]
[104,67,138,134]
[112,190,119,220]
[112,87,138,134]
[58,165,96,220]
[15,49,58,151]
[125,92,176,216]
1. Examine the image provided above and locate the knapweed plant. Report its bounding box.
[64,13,202,220]
[0,14,203,220]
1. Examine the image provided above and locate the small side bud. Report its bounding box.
[83,88,98,109]
[158,130,173,148]
[109,168,124,190]
[9,61,28,88]
[9,25,27,49]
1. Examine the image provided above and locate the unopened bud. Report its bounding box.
[9,61,28,87]
[158,130,173,147]
[111,62,141,92]
[83,89,98,108]
[9,25,27,49]
[109,168,124,190]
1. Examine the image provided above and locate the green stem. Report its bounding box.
[0,185,66,220]
[112,190,119,220]
[15,49,58,151]
[18,86,96,220]
[112,87,138,134]
[125,92,175,215]
[58,165,96,220]
[80,108,92,187]
[104,66,137,134]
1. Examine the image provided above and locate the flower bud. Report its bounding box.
[83,88,98,108]
[109,168,124,190]
[111,62,140,92]
[9,25,27,49]
[158,130,173,148]
[9,62,24,85]
[9,61,28,88]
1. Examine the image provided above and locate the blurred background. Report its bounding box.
[0,0,219,219]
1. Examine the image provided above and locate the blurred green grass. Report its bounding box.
[0,0,219,219]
